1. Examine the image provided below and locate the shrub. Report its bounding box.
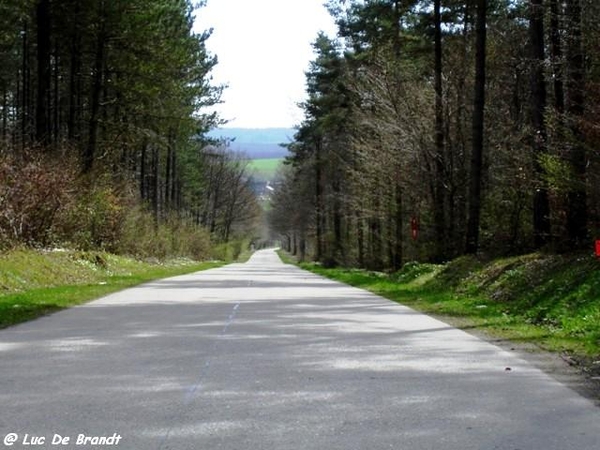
[117,208,212,260]
[61,178,132,251]
[0,153,217,261]
[212,239,250,262]
[0,153,76,249]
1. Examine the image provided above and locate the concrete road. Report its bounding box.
[0,249,599,450]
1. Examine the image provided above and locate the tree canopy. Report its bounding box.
[271,0,600,268]
[0,0,260,255]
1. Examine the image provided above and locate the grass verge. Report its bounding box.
[282,250,600,372]
[0,249,225,329]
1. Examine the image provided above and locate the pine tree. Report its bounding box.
[465,0,487,254]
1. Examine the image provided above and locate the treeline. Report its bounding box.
[0,0,260,256]
[270,0,600,269]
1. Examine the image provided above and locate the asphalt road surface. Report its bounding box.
[1,249,599,450]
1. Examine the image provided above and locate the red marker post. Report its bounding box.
[411,217,419,241]
[595,240,600,258]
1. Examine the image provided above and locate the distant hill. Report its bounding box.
[207,127,295,159]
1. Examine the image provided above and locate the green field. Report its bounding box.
[248,158,283,181]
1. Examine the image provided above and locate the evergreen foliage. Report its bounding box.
[271,0,600,268]
[0,0,260,255]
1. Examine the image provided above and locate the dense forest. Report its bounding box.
[0,0,260,258]
[270,0,600,269]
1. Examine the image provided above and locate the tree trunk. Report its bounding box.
[140,141,147,200]
[84,1,106,173]
[315,139,324,261]
[299,233,306,262]
[165,140,173,211]
[22,20,32,151]
[465,0,487,254]
[68,2,82,142]
[52,45,59,145]
[2,87,7,145]
[433,0,446,261]
[151,145,160,226]
[35,0,51,147]
[356,212,364,267]
[169,136,178,208]
[530,0,551,247]
[565,0,587,246]
[210,162,223,235]
[332,178,342,264]
[393,181,403,271]
[549,0,565,114]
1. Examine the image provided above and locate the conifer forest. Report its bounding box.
[0,0,260,258]
[1,1,599,268]
[270,0,600,269]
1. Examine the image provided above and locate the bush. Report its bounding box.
[60,177,132,251]
[117,208,212,260]
[0,153,76,249]
[212,239,250,262]
[0,153,226,262]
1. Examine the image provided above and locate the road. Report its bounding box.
[0,249,599,450]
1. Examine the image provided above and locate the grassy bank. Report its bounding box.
[282,250,600,368]
[0,249,225,329]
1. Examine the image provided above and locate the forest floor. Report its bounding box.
[279,250,600,403]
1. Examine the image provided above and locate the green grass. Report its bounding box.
[248,158,282,180]
[292,252,600,362]
[276,249,296,265]
[0,249,225,329]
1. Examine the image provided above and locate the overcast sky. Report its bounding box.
[194,0,337,129]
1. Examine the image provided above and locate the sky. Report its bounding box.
[193,0,337,129]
